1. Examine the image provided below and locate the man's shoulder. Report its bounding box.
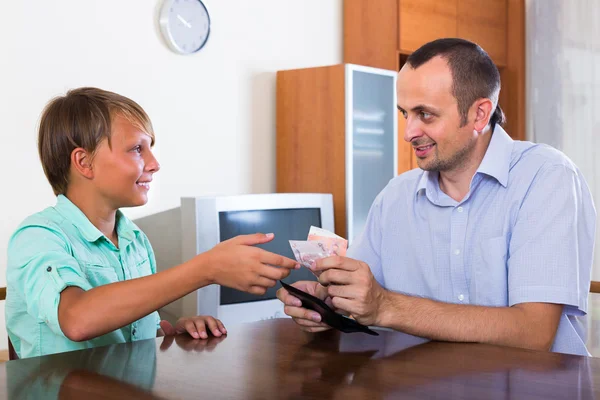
[384,167,424,193]
[373,168,424,207]
[511,141,578,173]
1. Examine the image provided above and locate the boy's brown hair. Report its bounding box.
[38,87,155,195]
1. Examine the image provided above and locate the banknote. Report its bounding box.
[307,226,348,256]
[289,240,329,277]
[289,227,348,277]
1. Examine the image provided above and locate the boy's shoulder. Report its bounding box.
[17,205,67,231]
[11,205,71,244]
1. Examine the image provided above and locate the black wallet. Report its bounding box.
[280,281,379,336]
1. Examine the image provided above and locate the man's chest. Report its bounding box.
[378,190,520,306]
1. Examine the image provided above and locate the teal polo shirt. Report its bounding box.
[6,195,161,358]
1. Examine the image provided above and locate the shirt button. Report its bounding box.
[132,328,136,336]
[458,294,465,302]
[46,266,52,272]
[457,207,463,213]
[454,249,461,255]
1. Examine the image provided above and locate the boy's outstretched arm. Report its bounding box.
[57,233,297,341]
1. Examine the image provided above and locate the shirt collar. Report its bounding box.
[475,125,513,188]
[54,195,139,243]
[415,125,514,197]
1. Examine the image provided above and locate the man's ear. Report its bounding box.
[70,148,94,179]
[472,98,494,133]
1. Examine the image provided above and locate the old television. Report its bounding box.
[135,193,334,326]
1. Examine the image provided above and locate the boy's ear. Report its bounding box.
[71,148,94,179]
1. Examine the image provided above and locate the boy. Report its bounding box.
[6,87,298,358]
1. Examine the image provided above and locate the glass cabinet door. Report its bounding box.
[346,65,397,242]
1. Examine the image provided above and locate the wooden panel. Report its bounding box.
[396,53,413,174]
[276,65,348,237]
[457,0,508,66]
[399,0,458,54]
[344,0,398,70]
[499,0,525,141]
[397,111,414,174]
[411,145,419,170]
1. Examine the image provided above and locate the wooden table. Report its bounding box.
[1,319,599,399]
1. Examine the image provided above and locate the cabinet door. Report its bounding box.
[344,0,398,70]
[457,0,507,66]
[397,111,415,174]
[347,66,397,242]
[397,53,416,174]
[399,0,458,53]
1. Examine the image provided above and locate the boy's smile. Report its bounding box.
[91,115,160,208]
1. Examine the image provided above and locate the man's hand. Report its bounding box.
[315,256,388,326]
[276,281,332,333]
[159,316,226,339]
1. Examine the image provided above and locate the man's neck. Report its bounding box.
[438,130,493,202]
[64,187,119,247]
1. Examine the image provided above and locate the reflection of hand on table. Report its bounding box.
[159,315,226,339]
[280,333,377,399]
[159,332,227,353]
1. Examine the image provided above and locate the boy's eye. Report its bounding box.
[132,145,142,153]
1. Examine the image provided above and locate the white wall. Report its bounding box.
[525,0,600,354]
[0,0,342,350]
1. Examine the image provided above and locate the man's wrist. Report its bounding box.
[375,288,397,328]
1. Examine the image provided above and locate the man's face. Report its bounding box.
[397,56,478,172]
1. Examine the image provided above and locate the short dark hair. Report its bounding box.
[406,38,505,129]
[38,87,155,195]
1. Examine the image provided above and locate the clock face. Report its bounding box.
[159,0,211,55]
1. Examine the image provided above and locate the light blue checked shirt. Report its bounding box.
[348,126,596,356]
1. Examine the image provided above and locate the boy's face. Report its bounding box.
[91,115,160,209]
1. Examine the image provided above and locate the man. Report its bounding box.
[277,38,596,355]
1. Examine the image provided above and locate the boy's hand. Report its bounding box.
[160,316,226,339]
[207,233,300,295]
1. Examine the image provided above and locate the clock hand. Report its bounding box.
[177,14,192,29]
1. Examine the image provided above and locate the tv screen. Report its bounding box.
[218,208,321,304]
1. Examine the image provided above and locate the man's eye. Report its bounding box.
[401,110,408,119]
[420,111,432,120]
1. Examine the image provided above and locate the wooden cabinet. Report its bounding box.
[398,0,507,66]
[277,64,398,240]
[457,0,507,66]
[343,0,398,70]
[399,0,458,54]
